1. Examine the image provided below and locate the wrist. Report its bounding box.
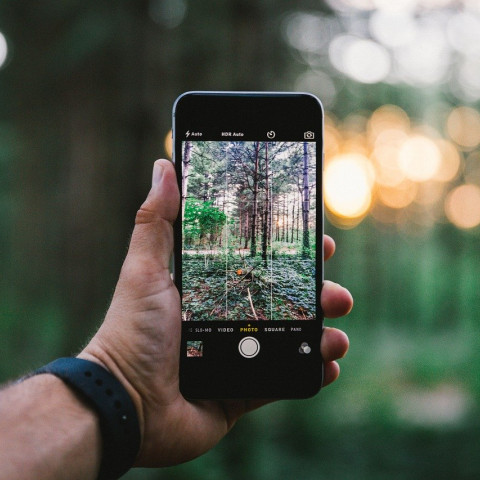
[33,357,141,480]
[77,350,145,455]
[0,374,102,480]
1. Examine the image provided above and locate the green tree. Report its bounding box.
[183,199,226,249]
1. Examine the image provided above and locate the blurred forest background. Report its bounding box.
[1,0,480,479]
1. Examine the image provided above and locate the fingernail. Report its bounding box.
[152,162,165,188]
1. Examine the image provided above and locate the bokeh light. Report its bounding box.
[324,153,374,225]
[446,106,480,149]
[398,135,441,182]
[329,35,391,84]
[434,139,461,182]
[164,129,172,159]
[368,105,410,139]
[0,32,8,69]
[285,0,480,101]
[149,0,187,29]
[372,124,410,187]
[284,12,336,53]
[445,184,480,229]
[456,57,480,101]
[369,10,417,48]
[323,103,480,231]
[373,139,407,187]
[394,20,450,85]
[446,11,480,56]
[377,181,417,209]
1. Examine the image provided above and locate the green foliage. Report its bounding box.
[183,199,227,248]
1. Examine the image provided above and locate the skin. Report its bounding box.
[80,159,353,467]
[0,159,352,479]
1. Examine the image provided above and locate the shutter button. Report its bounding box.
[238,337,260,358]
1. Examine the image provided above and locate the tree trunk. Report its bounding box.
[181,140,192,221]
[262,142,270,264]
[250,141,260,257]
[275,197,280,241]
[244,209,250,249]
[302,142,310,256]
[296,190,301,241]
[290,196,295,243]
[238,204,243,248]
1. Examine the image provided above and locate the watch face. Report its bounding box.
[174,92,324,399]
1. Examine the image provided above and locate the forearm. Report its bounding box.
[0,374,101,480]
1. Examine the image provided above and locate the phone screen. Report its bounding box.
[173,92,323,399]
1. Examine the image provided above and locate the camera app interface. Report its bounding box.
[181,140,317,322]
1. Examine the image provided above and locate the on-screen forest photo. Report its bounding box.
[181,140,318,322]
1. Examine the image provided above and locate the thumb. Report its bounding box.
[139,159,180,225]
[125,159,180,272]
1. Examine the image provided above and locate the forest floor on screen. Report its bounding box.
[182,254,316,321]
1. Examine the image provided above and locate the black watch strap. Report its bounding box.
[34,357,141,480]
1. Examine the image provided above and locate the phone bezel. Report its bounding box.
[173,91,324,399]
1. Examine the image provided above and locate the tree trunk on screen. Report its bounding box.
[262,142,270,264]
[181,140,192,221]
[302,142,310,256]
[250,141,260,257]
[290,197,295,243]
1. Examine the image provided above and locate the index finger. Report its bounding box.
[324,235,335,261]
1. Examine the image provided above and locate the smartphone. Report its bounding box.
[173,91,324,399]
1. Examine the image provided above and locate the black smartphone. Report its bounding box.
[173,91,324,399]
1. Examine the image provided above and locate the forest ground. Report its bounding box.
[182,252,316,321]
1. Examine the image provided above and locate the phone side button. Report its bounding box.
[238,337,260,358]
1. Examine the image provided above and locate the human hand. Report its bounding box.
[80,159,353,467]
